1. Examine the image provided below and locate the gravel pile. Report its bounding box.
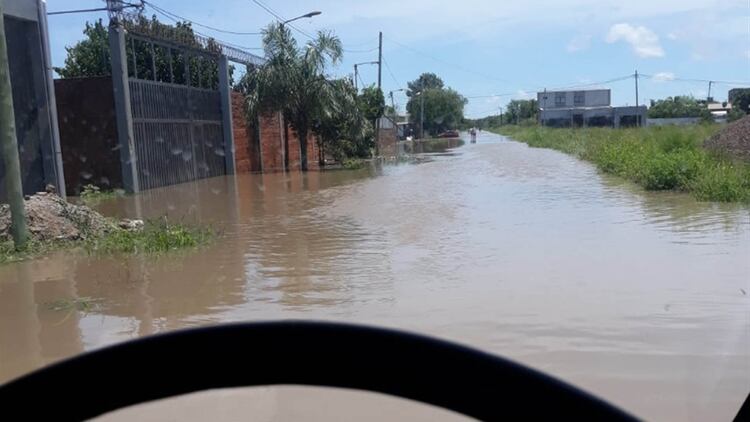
[0,190,116,242]
[704,115,750,161]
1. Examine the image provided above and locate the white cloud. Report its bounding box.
[667,32,679,40]
[652,71,675,81]
[605,23,664,58]
[745,50,750,60]
[566,35,592,52]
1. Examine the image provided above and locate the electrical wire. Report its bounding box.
[384,35,513,84]
[382,56,403,89]
[248,0,315,40]
[143,1,261,35]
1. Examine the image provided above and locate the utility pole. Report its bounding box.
[420,91,425,139]
[354,64,358,90]
[390,91,395,117]
[377,32,382,90]
[634,70,640,127]
[0,0,29,248]
[707,81,713,102]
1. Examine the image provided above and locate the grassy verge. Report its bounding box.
[1,219,213,264]
[493,125,750,203]
[79,184,125,205]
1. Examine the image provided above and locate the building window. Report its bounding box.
[574,91,585,106]
[554,92,566,107]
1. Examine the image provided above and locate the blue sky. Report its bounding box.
[47,0,750,117]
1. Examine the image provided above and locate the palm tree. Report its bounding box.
[241,23,342,171]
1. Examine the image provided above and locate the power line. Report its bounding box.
[640,74,750,86]
[143,1,261,35]
[382,56,402,88]
[344,46,379,54]
[144,5,263,50]
[464,75,634,99]
[248,0,315,40]
[384,35,513,85]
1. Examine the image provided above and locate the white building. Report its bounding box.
[537,89,646,128]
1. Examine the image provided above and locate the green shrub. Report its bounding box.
[493,125,749,202]
[85,219,213,254]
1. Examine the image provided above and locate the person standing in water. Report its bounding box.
[470,128,477,143]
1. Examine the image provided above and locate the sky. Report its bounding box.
[47,0,750,118]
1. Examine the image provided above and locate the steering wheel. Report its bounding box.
[0,321,638,421]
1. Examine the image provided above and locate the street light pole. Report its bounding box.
[282,11,321,26]
[420,92,425,139]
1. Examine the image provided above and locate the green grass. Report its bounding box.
[493,125,750,203]
[1,219,213,264]
[83,219,214,255]
[79,184,124,204]
[342,158,367,170]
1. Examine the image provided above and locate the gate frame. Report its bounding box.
[107,18,261,193]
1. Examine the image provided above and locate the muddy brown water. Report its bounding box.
[1,132,748,421]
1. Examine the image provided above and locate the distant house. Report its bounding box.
[537,89,646,128]
[0,0,64,202]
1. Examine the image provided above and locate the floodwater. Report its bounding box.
[1,131,748,421]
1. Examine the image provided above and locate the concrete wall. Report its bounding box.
[538,89,610,109]
[540,105,646,128]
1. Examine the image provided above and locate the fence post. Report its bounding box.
[109,22,139,193]
[218,56,236,175]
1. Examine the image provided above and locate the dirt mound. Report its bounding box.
[704,115,750,161]
[0,191,116,242]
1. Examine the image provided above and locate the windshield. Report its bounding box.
[1,0,748,421]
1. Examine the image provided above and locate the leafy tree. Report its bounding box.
[406,72,444,97]
[505,99,538,124]
[313,79,373,162]
[729,89,750,115]
[55,16,231,87]
[240,23,343,171]
[54,20,110,78]
[406,87,467,136]
[648,96,711,119]
[357,85,385,121]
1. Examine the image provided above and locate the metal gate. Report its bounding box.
[125,32,227,191]
[129,78,225,190]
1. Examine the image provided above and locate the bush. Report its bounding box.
[85,219,213,254]
[493,125,750,202]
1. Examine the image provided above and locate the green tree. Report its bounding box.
[648,96,711,119]
[54,20,110,78]
[55,16,231,86]
[505,99,538,124]
[406,87,467,136]
[729,88,750,110]
[313,79,373,163]
[240,23,343,171]
[357,85,385,121]
[406,72,444,97]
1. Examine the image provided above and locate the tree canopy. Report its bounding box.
[406,72,444,98]
[55,16,229,87]
[406,83,467,136]
[357,85,385,121]
[648,96,711,119]
[239,23,343,170]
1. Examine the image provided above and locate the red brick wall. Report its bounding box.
[231,92,259,173]
[259,112,286,172]
[230,91,320,173]
[377,126,398,157]
[286,127,320,171]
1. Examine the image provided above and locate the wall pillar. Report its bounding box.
[218,56,235,175]
[108,23,139,193]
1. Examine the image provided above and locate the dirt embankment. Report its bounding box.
[0,191,115,242]
[704,115,750,161]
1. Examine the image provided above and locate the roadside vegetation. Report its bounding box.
[1,214,212,265]
[494,125,750,203]
[79,184,125,205]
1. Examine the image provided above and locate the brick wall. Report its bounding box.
[286,127,320,171]
[377,126,398,157]
[230,90,320,173]
[231,92,251,173]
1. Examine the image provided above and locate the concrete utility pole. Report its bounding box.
[634,70,640,127]
[707,81,713,101]
[377,32,382,90]
[420,91,425,139]
[354,64,358,90]
[0,0,29,247]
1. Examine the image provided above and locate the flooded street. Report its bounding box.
[1,131,748,421]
